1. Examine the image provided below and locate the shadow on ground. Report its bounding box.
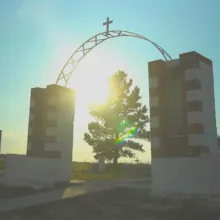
[0,181,84,200]
[1,187,220,220]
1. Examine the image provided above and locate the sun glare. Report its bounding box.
[75,73,109,106]
[66,49,128,124]
[73,73,109,124]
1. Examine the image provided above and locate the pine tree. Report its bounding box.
[84,71,150,164]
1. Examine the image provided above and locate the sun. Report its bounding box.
[70,72,109,125]
[68,63,110,123]
[66,49,128,123]
[75,72,109,106]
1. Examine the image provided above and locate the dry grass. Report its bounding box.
[72,162,151,180]
[0,157,4,170]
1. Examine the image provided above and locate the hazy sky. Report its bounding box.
[0,0,219,162]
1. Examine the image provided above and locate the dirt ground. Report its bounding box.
[0,181,84,200]
[0,185,50,200]
[1,187,220,220]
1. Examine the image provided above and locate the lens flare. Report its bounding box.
[115,127,138,147]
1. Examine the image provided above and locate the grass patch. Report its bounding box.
[0,157,5,170]
[72,162,151,181]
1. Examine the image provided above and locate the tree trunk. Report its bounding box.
[113,133,119,164]
[113,156,118,164]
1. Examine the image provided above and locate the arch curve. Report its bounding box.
[56,30,172,86]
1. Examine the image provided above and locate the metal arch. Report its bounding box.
[56,30,172,86]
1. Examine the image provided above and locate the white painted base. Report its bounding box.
[3,154,72,189]
[152,154,220,195]
[98,156,105,172]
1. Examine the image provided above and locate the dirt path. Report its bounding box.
[1,187,220,220]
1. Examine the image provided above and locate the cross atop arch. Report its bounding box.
[103,17,113,34]
[56,19,172,86]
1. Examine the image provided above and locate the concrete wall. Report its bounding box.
[152,155,220,195]
[199,61,218,153]
[27,85,75,159]
[164,70,185,136]
[3,85,75,189]
[184,61,218,153]
[46,110,74,160]
[45,86,75,160]
[4,154,72,189]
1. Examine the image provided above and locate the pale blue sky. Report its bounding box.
[0,0,219,162]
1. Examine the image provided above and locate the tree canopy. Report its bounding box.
[84,71,150,164]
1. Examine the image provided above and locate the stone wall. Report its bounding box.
[152,154,220,195]
[4,154,72,189]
